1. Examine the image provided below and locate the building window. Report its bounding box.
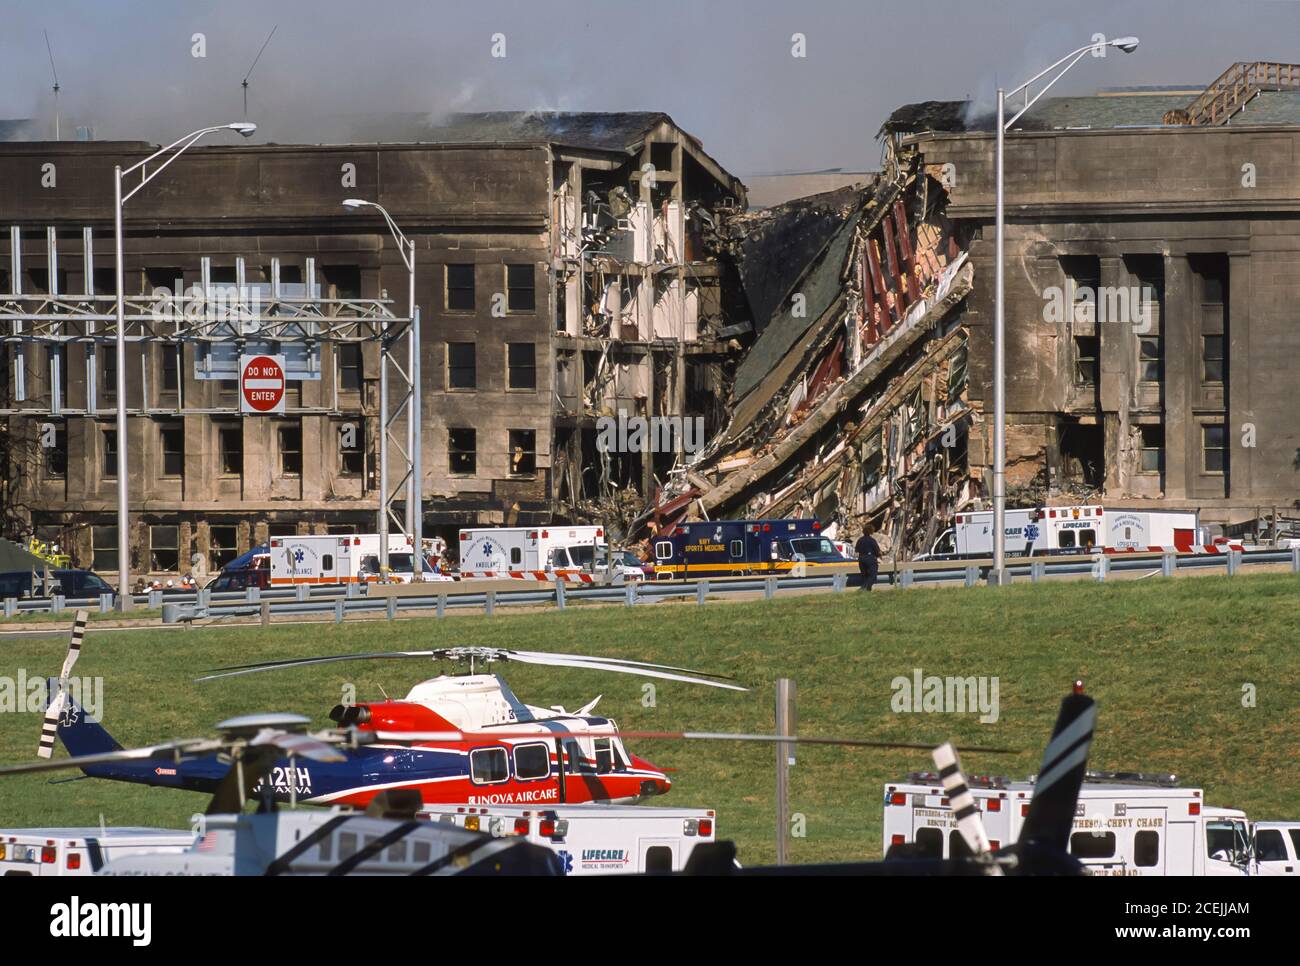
[150,525,179,572]
[448,428,476,476]
[159,422,184,477]
[102,427,118,478]
[50,346,68,410]
[1203,424,1226,474]
[1139,426,1163,474]
[44,423,67,479]
[1074,336,1098,385]
[508,429,536,477]
[102,346,117,399]
[507,342,536,390]
[1061,255,1100,326]
[161,345,179,392]
[218,424,243,476]
[210,525,238,569]
[338,421,364,476]
[446,264,475,312]
[337,343,362,391]
[279,423,302,476]
[1138,336,1161,383]
[92,526,118,571]
[506,264,535,312]
[1202,335,1224,384]
[447,342,477,390]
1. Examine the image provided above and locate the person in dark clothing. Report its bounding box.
[854,525,881,591]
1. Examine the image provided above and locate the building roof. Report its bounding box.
[885,85,1300,135]
[420,111,685,153]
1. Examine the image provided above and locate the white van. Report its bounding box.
[883,773,1252,875]
[419,803,718,874]
[0,827,194,876]
[1253,822,1300,875]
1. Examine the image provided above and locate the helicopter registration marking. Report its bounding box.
[252,766,313,796]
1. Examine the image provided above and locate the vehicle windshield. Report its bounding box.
[790,537,838,557]
[567,545,613,567]
[1206,820,1247,859]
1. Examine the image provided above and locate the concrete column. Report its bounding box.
[1162,254,1193,499]
[1227,252,1252,499]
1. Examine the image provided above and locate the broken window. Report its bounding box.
[102,426,117,478]
[44,421,67,478]
[507,342,536,390]
[158,421,184,477]
[1139,425,1163,474]
[1061,255,1100,327]
[448,428,476,476]
[1074,336,1099,386]
[946,343,968,399]
[506,264,535,312]
[218,424,243,476]
[279,422,302,476]
[322,265,362,313]
[447,342,476,390]
[446,264,475,312]
[1138,336,1161,383]
[1202,335,1224,384]
[338,420,364,476]
[101,346,117,400]
[210,525,238,569]
[1202,424,1226,474]
[150,525,179,572]
[508,429,537,477]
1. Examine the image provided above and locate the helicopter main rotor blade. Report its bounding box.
[499,652,748,691]
[249,728,348,763]
[37,610,88,759]
[196,650,444,681]
[197,646,744,689]
[933,741,1001,867]
[365,728,1016,754]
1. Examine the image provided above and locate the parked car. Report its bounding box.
[208,545,270,592]
[0,568,116,601]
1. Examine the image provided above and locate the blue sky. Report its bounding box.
[2,0,1298,174]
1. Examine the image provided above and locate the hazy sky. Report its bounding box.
[2,0,1298,175]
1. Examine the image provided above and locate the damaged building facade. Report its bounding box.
[647,64,1300,556]
[0,113,745,575]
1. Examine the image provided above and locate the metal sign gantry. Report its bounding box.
[1,226,422,596]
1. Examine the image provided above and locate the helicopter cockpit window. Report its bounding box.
[470,746,510,784]
[594,738,616,774]
[563,739,594,774]
[514,742,550,780]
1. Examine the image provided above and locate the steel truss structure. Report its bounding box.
[1,225,421,584]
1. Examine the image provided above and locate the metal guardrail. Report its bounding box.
[4,547,1296,624]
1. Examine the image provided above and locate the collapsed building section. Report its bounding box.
[641,150,978,558]
[546,116,747,534]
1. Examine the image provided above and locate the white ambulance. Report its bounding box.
[920,506,1204,559]
[457,526,642,582]
[269,533,450,585]
[883,771,1252,875]
[418,803,720,875]
[0,827,194,876]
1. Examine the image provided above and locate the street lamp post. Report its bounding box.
[991,37,1138,584]
[113,122,256,608]
[341,199,421,581]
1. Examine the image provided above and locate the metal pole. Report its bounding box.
[992,89,1007,586]
[408,243,422,581]
[379,318,390,578]
[113,166,132,609]
[775,677,794,865]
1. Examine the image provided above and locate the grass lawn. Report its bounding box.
[1,573,1297,865]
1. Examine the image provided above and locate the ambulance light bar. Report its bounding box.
[906,770,1008,789]
[1082,770,1178,787]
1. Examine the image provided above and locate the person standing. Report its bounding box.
[854,525,881,591]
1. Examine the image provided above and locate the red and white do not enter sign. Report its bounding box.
[240,354,286,414]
